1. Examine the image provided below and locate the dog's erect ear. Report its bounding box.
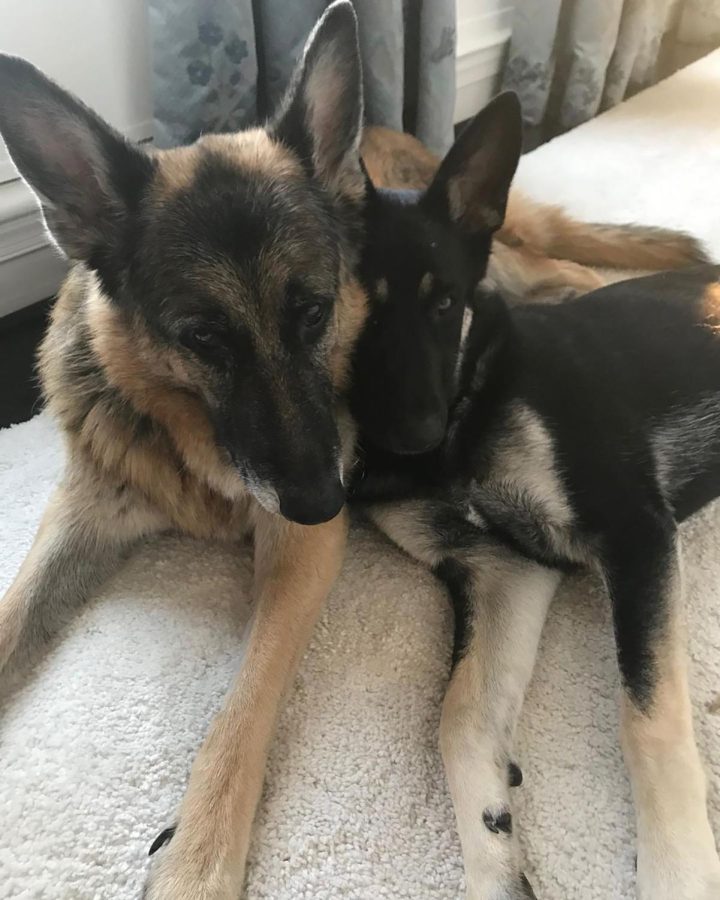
[271,1,364,200]
[0,54,153,263]
[421,92,522,236]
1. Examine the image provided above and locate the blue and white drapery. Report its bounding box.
[149,0,456,156]
[503,0,683,146]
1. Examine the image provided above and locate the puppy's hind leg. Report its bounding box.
[605,519,720,900]
[437,543,561,900]
[0,468,161,678]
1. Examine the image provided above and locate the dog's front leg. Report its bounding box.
[605,522,720,900]
[438,544,561,900]
[0,469,160,678]
[144,507,348,900]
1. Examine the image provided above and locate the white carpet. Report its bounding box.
[2,52,720,900]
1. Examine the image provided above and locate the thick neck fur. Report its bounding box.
[455,291,513,404]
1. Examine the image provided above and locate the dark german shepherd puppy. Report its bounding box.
[0,4,366,897]
[350,94,720,899]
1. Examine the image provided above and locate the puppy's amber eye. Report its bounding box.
[192,330,219,346]
[435,296,454,314]
[299,299,332,340]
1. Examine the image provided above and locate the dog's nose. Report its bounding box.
[279,478,345,525]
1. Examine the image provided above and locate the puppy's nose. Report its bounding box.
[385,410,447,455]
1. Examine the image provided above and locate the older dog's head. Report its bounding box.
[0,2,366,525]
[351,93,522,455]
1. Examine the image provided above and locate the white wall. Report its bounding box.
[1,0,153,183]
[455,0,515,124]
[0,0,153,315]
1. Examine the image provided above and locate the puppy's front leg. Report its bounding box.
[144,507,348,900]
[438,544,561,900]
[606,522,720,900]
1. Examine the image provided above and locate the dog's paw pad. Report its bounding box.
[508,761,523,787]
[483,805,512,835]
[148,825,177,856]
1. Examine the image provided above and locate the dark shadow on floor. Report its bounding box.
[0,298,52,428]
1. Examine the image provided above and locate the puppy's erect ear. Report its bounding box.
[421,92,522,237]
[0,54,153,264]
[271,1,364,201]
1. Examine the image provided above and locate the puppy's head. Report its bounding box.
[0,2,367,525]
[351,93,522,455]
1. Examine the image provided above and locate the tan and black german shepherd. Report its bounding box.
[0,4,367,897]
[0,3,712,899]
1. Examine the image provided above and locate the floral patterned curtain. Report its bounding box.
[503,0,683,147]
[148,0,456,155]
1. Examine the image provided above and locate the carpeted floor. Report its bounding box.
[2,51,720,900]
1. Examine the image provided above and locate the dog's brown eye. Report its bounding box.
[435,296,454,314]
[302,301,330,330]
[180,327,226,357]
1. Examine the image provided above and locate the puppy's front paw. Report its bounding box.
[467,873,537,900]
[148,825,176,857]
[142,823,239,900]
[509,874,538,900]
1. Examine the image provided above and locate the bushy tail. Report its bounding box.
[501,193,711,271]
[360,126,711,273]
[360,125,438,190]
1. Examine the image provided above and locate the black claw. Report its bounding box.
[482,806,513,834]
[519,873,538,899]
[148,825,177,856]
[508,761,523,787]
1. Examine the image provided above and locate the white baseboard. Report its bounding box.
[0,179,67,317]
[0,244,67,318]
